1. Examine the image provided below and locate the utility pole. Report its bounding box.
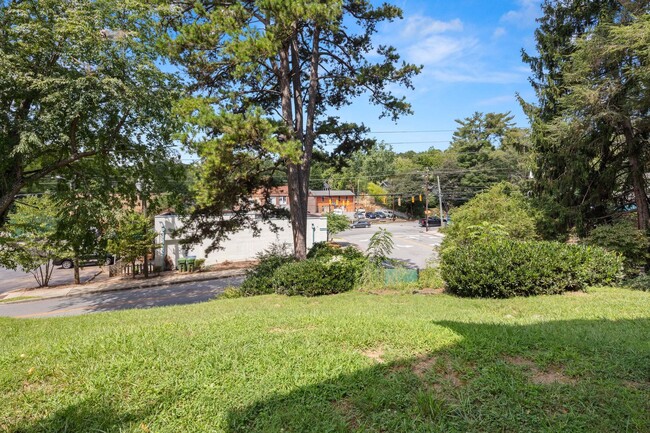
[424,170,429,232]
[437,175,444,228]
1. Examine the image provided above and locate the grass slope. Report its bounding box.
[1,287,649,432]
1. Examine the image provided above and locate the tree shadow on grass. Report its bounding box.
[10,392,161,433]
[226,318,650,433]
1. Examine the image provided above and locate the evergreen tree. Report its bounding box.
[168,0,420,259]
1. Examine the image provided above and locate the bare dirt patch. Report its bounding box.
[505,356,576,385]
[414,288,445,295]
[361,348,385,363]
[412,356,437,379]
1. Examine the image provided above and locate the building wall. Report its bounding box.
[314,195,355,213]
[155,215,328,268]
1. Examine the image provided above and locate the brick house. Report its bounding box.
[308,190,355,214]
[251,185,290,209]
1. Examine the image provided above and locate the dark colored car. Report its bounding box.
[53,254,115,269]
[419,216,442,227]
[350,219,372,228]
[374,211,386,219]
[365,212,376,219]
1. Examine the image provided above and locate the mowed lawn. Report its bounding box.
[1,288,649,432]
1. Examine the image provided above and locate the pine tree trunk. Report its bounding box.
[287,164,308,260]
[623,120,649,230]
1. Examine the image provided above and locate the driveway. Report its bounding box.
[0,265,108,294]
[336,221,444,268]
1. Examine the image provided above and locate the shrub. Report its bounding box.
[193,258,206,271]
[418,266,444,289]
[441,182,540,253]
[307,242,341,259]
[440,238,622,298]
[240,243,296,296]
[220,286,244,299]
[583,219,649,275]
[622,274,650,292]
[273,256,364,296]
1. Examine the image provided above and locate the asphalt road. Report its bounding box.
[336,220,444,268]
[0,276,243,319]
[0,265,107,295]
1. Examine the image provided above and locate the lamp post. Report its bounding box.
[311,223,316,245]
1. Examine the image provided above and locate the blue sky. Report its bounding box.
[337,0,543,153]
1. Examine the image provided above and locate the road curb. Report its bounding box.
[1,270,247,304]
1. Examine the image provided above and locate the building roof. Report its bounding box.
[252,185,289,197]
[309,190,355,197]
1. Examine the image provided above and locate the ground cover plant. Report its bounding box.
[1,288,648,432]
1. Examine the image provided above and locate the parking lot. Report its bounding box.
[336,220,444,268]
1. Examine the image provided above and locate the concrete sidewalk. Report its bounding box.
[0,269,246,302]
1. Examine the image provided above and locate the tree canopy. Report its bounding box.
[168,0,420,259]
[0,0,181,224]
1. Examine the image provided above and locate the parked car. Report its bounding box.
[54,254,115,269]
[375,211,386,219]
[384,210,395,219]
[350,219,372,228]
[365,212,376,219]
[333,208,344,215]
[419,216,442,227]
[354,212,365,219]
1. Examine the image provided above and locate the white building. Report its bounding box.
[154,213,328,268]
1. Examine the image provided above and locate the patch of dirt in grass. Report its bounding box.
[361,348,385,363]
[412,355,465,400]
[366,289,404,295]
[332,398,359,430]
[412,356,438,379]
[623,380,648,390]
[531,369,576,385]
[505,356,576,385]
[505,356,537,368]
[413,288,445,295]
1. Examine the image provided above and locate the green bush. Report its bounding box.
[583,219,649,274]
[418,266,444,289]
[622,274,650,291]
[440,238,622,298]
[273,256,364,296]
[443,182,540,247]
[240,243,296,296]
[307,242,341,259]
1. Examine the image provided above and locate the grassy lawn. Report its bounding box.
[1,287,649,432]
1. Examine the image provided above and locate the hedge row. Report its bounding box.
[440,238,622,298]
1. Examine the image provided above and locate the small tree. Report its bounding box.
[107,211,157,279]
[0,196,68,287]
[326,213,349,242]
[366,228,394,266]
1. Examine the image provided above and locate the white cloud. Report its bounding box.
[492,27,507,38]
[500,0,542,28]
[426,68,525,85]
[401,15,463,38]
[406,35,478,66]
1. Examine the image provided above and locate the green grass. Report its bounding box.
[1,287,649,432]
[0,296,38,304]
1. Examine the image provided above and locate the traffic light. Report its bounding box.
[411,196,415,203]
[419,194,422,202]
[398,196,401,206]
